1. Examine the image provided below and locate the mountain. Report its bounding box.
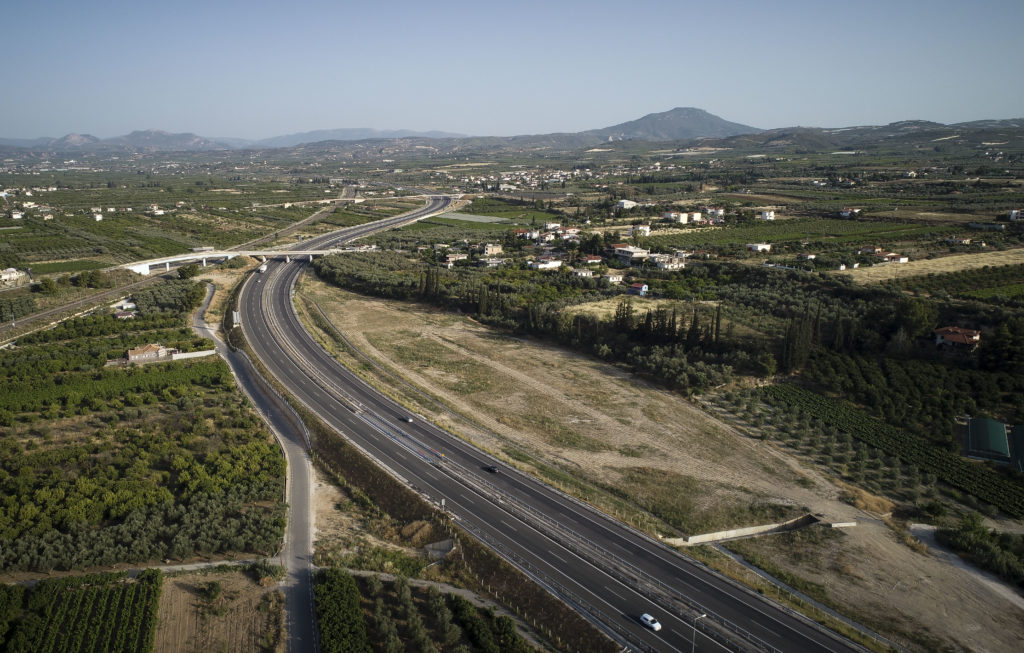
[581,107,761,142]
[250,128,467,148]
[102,129,232,151]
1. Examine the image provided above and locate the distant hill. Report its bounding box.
[581,107,761,142]
[2,111,1022,155]
[690,119,1024,153]
[250,128,467,148]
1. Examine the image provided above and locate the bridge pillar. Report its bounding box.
[201,258,207,267]
[285,255,290,263]
[165,262,170,272]
[309,254,314,262]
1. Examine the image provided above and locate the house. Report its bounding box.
[477,257,505,268]
[10,211,23,220]
[613,245,649,265]
[513,228,540,240]
[934,326,981,349]
[797,253,817,260]
[664,211,687,224]
[581,255,604,265]
[1009,209,1023,221]
[127,343,173,362]
[651,255,684,271]
[839,208,862,218]
[617,199,638,210]
[115,311,136,320]
[705,207,725,218]
[604,273,624,284]
[106,207,116,213]
[483,243,503,256]
[43,214,53,221]
[746,243,771,253]
[94,214,103,221]
[628,224,651,237]
[879,252,908,264]
[627,282,649,296]
[859,246,883,255]
[573,268,594,278]
[529,258,562,270]
[1,268,26,283]
[689,211,703,222]
[543,222,561,231]
[756,210,775,221]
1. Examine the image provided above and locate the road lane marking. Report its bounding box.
[548,549,568,565]
[499,519,517,532]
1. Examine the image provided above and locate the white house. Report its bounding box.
[93,214,103,221]
[529,258,563,270]
[839,208,862,218]
[613,245,649,265]
[1,268,26,283]
[604,273,624,284]
[573,268,594,278]
[746,243,771,252]
[10,211,23,220]
[543,222,561,231]
[664,211,687,224]
[483,243,503,256]
[628,282,649,296]
[756,210,775,221]
[1010,209,1023,221]
[650,254,685,270]
[617,199,638,210]
[628,224,651,237]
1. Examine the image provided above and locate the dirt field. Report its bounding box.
[153,570,284,653]
[195,259,261,328]
[296,276,1024,652]
[834,247,1024,283]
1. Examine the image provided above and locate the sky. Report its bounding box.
[5,0,1023,139]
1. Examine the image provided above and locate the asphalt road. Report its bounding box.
[193,283,319,653]
[239,198,865,653]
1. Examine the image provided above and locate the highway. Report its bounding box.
[239,197,865,653]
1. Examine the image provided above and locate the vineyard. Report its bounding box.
[761,384,1024,517]
[0,570,162,653]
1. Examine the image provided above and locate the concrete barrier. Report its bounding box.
[665,513,821,547]
[170,349,217,361]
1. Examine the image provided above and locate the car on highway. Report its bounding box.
[484,465,499,473]
[402,416,414,423]
[639,613,662,631]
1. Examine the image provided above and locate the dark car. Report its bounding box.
[484,465,499,473]
[402,416,413,423]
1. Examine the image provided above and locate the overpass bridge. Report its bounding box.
[123,247,374,275]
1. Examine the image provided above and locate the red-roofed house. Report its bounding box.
[934,327,981,349]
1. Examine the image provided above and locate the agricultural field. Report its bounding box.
[0,280,285,574]
[837,247,1024,283]
[314,568,536,653]
[152,566,284,653]
[0,570,162,653]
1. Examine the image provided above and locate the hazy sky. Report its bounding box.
[5,0,1023,139]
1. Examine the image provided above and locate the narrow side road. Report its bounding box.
[192,283,318,653]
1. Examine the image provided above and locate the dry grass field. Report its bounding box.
[295,275,1024,652]
[834,247,1024,283]
[153,570,284,653]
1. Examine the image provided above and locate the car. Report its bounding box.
[402,416,414,423]
[639,613,661,632]
[484,465,499,473]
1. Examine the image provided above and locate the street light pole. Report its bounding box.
[691,613,706,653]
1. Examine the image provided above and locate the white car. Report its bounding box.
[640,613,661,631]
